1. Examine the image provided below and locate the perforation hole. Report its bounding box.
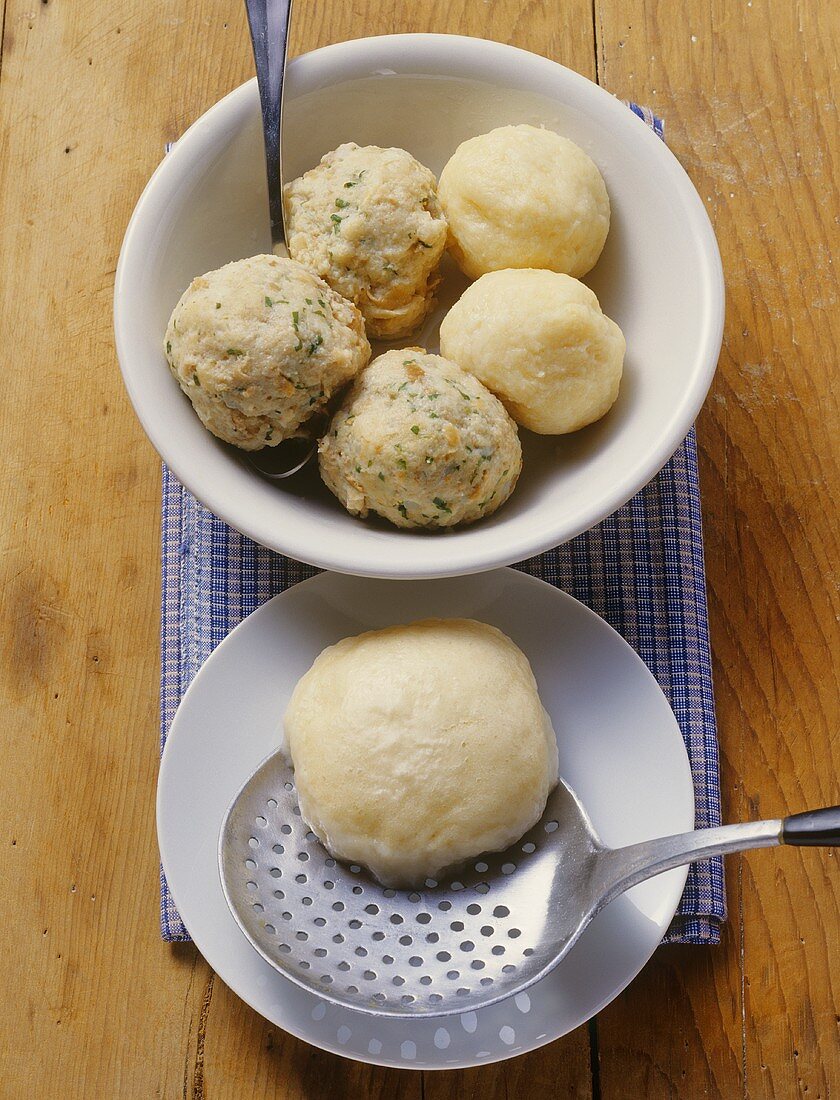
[252,902,264,913]
[324,881,334,890]
[466,903,481,915]
[480,977,493,986]
[255,816,267,827]
[273,890,284,900]
[295,873,307,884]
[365,904,380,916]
[338,961,351,972]
[348,919,362,929]
[246,881,257,892]
[297,852,309,862]
[420,975,433,985]
[264,923,276,934]
[492,945,505,956]
[544,820,559,833]
[416,912,432,924]
[332,933,344,944]
[248,837,259,848]
[295,931,308,941]
[302,896,312,906]
[436,951,451,962]
[408,892,421,903]
[446,970,459,980]
[245,858,257,870]
[475,861,488,873]
[363,970,376,980]
[508,928,522,939]
[352,886,363,895]
[430,993,443,1004]
[372,931,385,942]
[278,943,291,954]
[392,975,405,987]
[493,906,510,918]
[272,844,284,854]
[283,782,293,791]
[426,932,440,944]
[314,947,327,958]
[475,882,490,894]
[460,941,475,952]
[280,825,292,835]
[501,863,516,875]
[399,935,413,946]
[408,956,422,967]
[382,954,394,964]
[269,867,281,878]
[438,901,452,912]
[354,946,368,957]
[389,914,404,925]
[266,798,277,808]
[521,841,536,853]
[480,925,494,936]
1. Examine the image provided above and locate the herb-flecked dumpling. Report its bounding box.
[164,254,370,450]
[285,144,448,340]
[318,348,522,528]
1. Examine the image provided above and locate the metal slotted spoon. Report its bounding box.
[219,750,840,1019]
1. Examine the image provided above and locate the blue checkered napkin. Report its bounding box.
[159,106,726,944]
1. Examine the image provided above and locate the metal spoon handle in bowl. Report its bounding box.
[244,0,294,254]
[595,805,840,908]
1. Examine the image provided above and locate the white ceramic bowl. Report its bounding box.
[115,34,723,579]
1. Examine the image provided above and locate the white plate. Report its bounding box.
[116,34,724,579]
[158,570,694,1069]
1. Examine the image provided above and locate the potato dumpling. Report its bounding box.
[318,349,522,528]
[438,124,610,280]
[164,254,370,450]
[284,618,559,888]
[285,143,448,339]
[440,269,625,435]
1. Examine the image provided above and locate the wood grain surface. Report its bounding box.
[0,1,836,1096]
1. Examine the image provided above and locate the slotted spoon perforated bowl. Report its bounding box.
[220,750,840,1019]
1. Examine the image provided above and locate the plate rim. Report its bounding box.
[157,568,695,1068]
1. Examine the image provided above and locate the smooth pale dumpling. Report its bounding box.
[164,254,369,450]
[438,124,610,279]
[285,143,448,339]
[283,619,559,888]
[440,269,625,435]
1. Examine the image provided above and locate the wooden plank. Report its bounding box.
[593,1,840,1097]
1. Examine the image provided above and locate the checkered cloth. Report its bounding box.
[159,105,726,944]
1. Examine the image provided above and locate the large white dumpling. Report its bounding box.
[440,269,625,435]
[438,124,610,280]
[283,619,559,888]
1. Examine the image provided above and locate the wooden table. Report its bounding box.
[1,1,837,1095]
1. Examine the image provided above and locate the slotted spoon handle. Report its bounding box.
[597,806,840,907]
[244,0,294,253]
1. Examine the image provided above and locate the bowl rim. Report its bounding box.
[115,33,724,579]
